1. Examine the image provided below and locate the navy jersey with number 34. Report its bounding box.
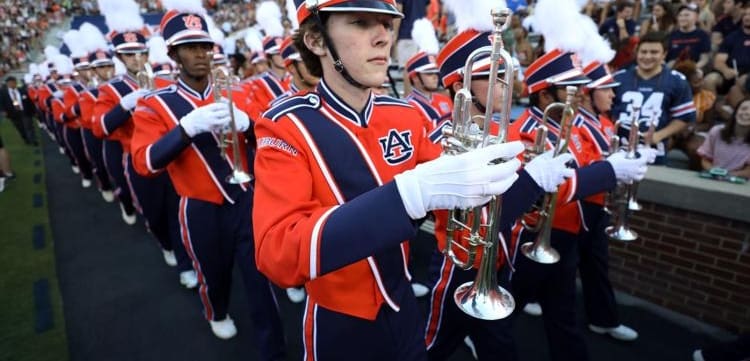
[611,66,696,161]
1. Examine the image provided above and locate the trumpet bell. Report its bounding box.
[454,281,515,320]
[520,241,560,264]
[226,169,253,184]
[605,224,638,242]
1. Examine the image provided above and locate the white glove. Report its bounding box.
[638,145,658,164]
[180,103,231,138]
[120,89,150,110]
[524,151,575,192]
[394,141,524,219]
[52,90,63,98]
[607,150,648,184]
[218,102,250,133]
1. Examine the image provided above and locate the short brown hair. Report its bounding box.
[637,31,667,52]
[293,17,327,78]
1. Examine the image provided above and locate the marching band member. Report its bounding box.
[49,53,91,183]
[507,1,651,360]
[576,58,641,341]
[78,23,116,202]
[94,0,184,273]
[248,1,291,115]
[424,2,573,359]
[130,1,287,352]
[147,36,179,89]
[252,0,525,358]
[92,0,148,226]
[405,18,452,127]
[242,28,269,79]
[60,29,95,189]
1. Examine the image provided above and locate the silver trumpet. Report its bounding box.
[519,86,578,264]
[212,66,252,184]
[136,62,154,90]
[627,112,655,211]
[440,8,515,321]
[605,105,641,242]
[603,120,623,215]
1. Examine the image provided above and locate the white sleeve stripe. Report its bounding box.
[309,206,338,280]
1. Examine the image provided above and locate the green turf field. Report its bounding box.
[0,118,68,361]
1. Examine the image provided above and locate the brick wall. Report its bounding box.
[608,200,750,334]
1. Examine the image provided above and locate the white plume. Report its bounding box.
[44,45,60,60]
[159,0,207,14]
[535,0,587,53]
[39,62,50,79]
[64,30,89,58]
[411,18,439,54]
[100,0,144,32]
[148,36,171,65]
[444,0,506,32]
[52,55,74,76]
[206,16,225,44]
[224,37,237,55]
[285,0,299,30]
[244,27,264,52]
[256,1,284,37]
[29,63,38,75]
[577,13,615,64]
[24,73,33,84]
[79,22,109,52]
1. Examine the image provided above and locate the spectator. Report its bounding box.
[639,1,676,37]
[600,0,639,69]
[611,31,696,165]
[514,26,535,67]
[666,3,711,69]
[695,0,717,32]
[697,97,750,178]
[673,60,716,169]
[0,131,13,192]
[599,0,637,42]
[0,76,37,146]
[711,0,744,41]
[705,4,750,96]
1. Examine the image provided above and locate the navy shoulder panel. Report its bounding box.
[373,95,411,107]
[263,93,322,122]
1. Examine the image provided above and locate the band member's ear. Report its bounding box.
[451,81,462,94]
[303,31,326,57]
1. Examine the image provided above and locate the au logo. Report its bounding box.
[428,55,437,64]
[96,50,107,59]
[378,129,414,165]
[123,32,139,43]
[182,15,203,30]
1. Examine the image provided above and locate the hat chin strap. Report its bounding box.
[309,10,367,89]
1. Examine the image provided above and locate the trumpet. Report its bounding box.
[626,112,655,211]
[519,86,578,264]
[605,105,641,242]
[136,62,154,90]
[603,120,623,215]
[440,7,515,321]
[211,66,253,184]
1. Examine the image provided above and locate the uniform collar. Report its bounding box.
[578,106,599,125]
[177,77,213,100]
[410,88,432,102]
[317,79,374,128]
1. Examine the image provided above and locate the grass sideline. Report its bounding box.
[0,118,69,361]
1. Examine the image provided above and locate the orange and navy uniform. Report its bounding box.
[248,70,289,116]
[405,89,453,136]
[507,106,616,235]
[130,79,251,203]
[253,79,442,321]
[92,75,139,151]
[60,82,86,128]
[576,107,617,206]
[79,84,100,130]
